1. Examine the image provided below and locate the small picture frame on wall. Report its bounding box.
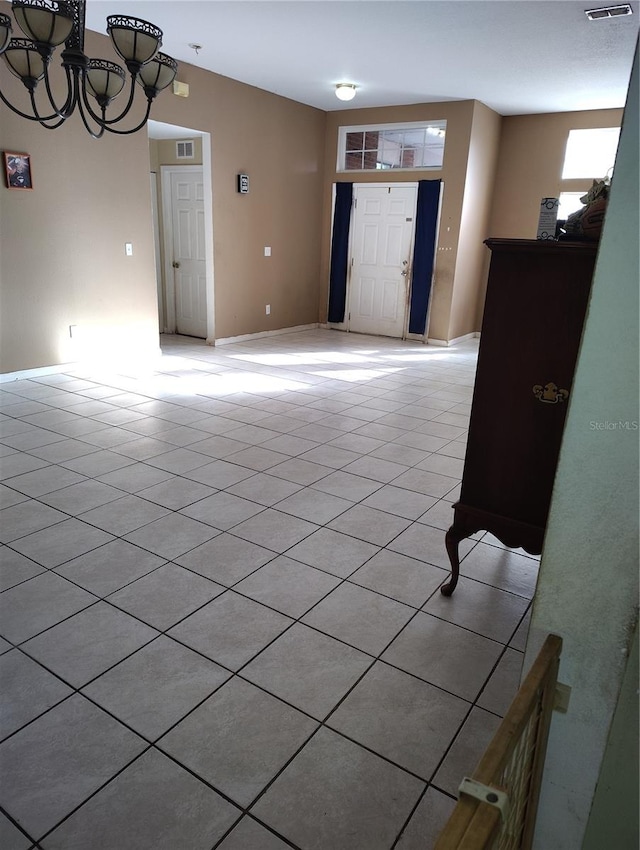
[4,152,33,190]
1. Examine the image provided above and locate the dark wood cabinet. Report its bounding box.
[442,238,597,595]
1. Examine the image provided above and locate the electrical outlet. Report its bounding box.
[265,304,271,315]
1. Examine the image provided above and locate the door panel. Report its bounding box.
[361,224,379,264]
[357,277,375,317]
[348,185,416,338]
[382,281,401,320]
[171,171,207,338]
[384,225,404,265]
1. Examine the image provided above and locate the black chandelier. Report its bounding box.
[0,0,178,138]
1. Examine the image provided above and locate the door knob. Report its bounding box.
[401,260,409,277]
[172,260,181,269]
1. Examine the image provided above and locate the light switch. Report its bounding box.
[264,246,271,257]
[125,243,133,256]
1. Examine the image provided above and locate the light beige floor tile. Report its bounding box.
[382,612,503,701]
[433,707,501,796]
[349,550,446,608]
[159,677,317,807]
[396,787,456,849]
[251,727,423,850]
[423,576,530,643]
[302,583,415,656]
[328,661,469,778]
[241,623,371,719]
[477,647,524,716]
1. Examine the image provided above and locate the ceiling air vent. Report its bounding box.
[585,4,633,20]
[176,140,195,159]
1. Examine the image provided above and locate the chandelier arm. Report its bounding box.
[0,85,58,121]
[41,61,77,120]
[29,89,68,127]
[0,80,73,124]
[82,70,138,127]
[79,68,134,126]
[100,97,153,134]
[75,96,106,139]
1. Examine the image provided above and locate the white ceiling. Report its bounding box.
[84,0,639,116]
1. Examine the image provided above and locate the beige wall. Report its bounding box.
[0,22,326,372]
[150,137,204,169]
[0,8,627,372]
[525,46,638,847]
[489,107,623,239]
[470,106,624,330]
[156,60,326,341]
[321,100,477,342]
[449,100,502,340]
[0,53,158,372]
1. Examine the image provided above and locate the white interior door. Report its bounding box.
[348,185,417,338]
[164,167,207,339]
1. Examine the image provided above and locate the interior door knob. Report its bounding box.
[172,260,180,269]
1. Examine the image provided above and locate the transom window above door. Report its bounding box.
[337,121,447,172]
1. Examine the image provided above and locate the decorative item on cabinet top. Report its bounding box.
[561,178,610,242]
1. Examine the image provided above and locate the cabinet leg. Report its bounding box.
[441,526,463,596]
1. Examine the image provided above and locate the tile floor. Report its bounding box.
[0,329,538,850]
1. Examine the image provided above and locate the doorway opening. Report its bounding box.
[328,182,442,342]
[147,121,215,343]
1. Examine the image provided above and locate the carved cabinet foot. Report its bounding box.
[442,525,465,596]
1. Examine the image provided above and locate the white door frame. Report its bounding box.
[346,182,418,340]
[327,181,443,342]
[150,173,164,333]
[160,147,215,342]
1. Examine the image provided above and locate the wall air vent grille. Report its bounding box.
[585,4,633,20]
[176,141,195,159]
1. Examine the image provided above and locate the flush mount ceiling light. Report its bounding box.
[0,0,178,138]
[335,83,357,102]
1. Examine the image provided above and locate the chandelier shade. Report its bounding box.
[0,0,178,137]
[106,16,162,67]
[85,58,125,104]
[137,51,178,95]
[3,37,46,83]
[0,14,12,54]
[12,0,73,48]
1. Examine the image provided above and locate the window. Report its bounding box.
[338,121,446,172]
[562,127,620,180]
[558,192,586,221]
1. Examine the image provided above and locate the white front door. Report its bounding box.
[166,168,207,338]
[348,185,417,338]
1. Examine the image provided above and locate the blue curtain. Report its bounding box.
[409,179,442,335]
[327,182,353,323]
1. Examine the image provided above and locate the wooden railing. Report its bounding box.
[434,634,562,850]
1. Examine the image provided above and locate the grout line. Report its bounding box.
[1,332,535,848]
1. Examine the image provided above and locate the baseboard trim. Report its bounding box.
[215,324,319,346]
[427,332,480,347]
[0,362,80,383]
[0,346,164,382]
